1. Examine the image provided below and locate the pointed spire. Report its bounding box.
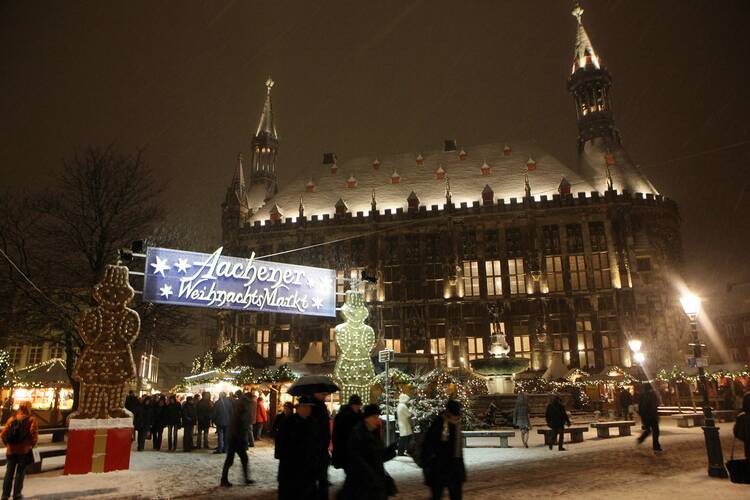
[605,164,614,191]
[371,189,377,212]
[524,173,532,199]
[482,184,494,205]
[571,3,600,74]
[445,177,452,205]
[298,196,305,218]
[255,77,278,139]
[269,203,283,221]
[407,191,420,210]
[229,153,248,206]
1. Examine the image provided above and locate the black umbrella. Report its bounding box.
[287,375,339,396]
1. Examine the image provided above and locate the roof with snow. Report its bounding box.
[247,141,599,223]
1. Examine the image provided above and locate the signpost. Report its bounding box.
[142,246,336,317]
[379,348,395,445]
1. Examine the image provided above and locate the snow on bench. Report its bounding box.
[462,430,516,448]
[671,413,705,428]
[537,426,589,445]
[590,420,635,438]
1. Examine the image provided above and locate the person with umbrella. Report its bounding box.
[287,375,339,500]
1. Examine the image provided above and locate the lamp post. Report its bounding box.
[628,339,645,366]
[679,293,728,479]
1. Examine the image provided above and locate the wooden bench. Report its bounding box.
[671,413,705,428]
[712,410,738,422]
[461,430,516,448]
[590,420,635,438]
[0,446,67,473]
[537,426,588,445]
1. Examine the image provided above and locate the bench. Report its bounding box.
[590,420,635,438]
[537,426,589,445]
[39,427,68,443]
[712,410,738,422]
[0,446,67,473]
[461,430,516,448]
[671,413,705,428]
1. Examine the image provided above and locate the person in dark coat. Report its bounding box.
[422,400,466,500]
[213,391,233,454]
[151,396,167,450]
[182,396,198,452]
[332,394,363,470]
[165,395,182,451]
[221,391,254,487]
[311,391,333,500]
[618,387,633,419]
[545,394,571,451]
[733,392,750,459]
[339,404,397,500]
[125,391,139,418]
[197,391,213,449]
[273,402,294,459]
[247,393,257,448]
[133,395,152,451]
[636,384,662,451]
[277,396,318,499]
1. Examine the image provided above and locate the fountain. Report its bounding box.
[470,331,529,394]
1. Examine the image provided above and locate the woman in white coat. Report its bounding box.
[396,393,414,456]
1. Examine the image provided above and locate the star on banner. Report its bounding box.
[159,284,173,299]
[312,297,323,309]
[150,256,170,277]
[319,276,333,288]
[174,258,191,273]
[306,276,317,288]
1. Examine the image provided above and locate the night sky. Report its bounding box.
[2,1,749,363]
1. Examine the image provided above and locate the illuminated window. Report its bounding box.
[592,252,611,289]
[508,258,526,295]
[329,327,337,359]
[430,337,446,359]
[275,341,290,360]
[467,337,484,361]
[576,319,595,369]
[336,270,346,305]
[601,334,620,366]
[545,256,564,292]
[7,346,22,368]
[256,329,270,358]
[513,335,531,359]
[462,260,480,297]
[26,345,42,366]
[568,255,587,291]
[385,339,401,352]
[485,260,502,296]
[48,344,64,360]
[550,321,571,367]
[385,325,401,353]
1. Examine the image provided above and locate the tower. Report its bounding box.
[566,4,658,195]
[221,153,250,241]
[567,4,618,151]
[250,77,279,202]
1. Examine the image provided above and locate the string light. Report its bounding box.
[333,290,376,403]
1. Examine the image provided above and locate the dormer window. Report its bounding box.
[459,148,467,160]
[503,144,512,156]
[435,166,446,180]
[416,154,424,166]
[306,179,316,193]
[373,158,381,170]
[391,171,401,184]
[347,174,358,188]
[481,161,491,176]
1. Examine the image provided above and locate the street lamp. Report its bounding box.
[628,339,644,365]
[680,292,728,478]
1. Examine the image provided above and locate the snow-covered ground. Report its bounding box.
[4,420,747,499]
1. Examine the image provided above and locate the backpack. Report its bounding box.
[3,417,30,445]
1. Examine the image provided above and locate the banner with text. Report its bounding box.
[143,246,336,317]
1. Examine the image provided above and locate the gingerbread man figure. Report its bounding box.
[333,290,376,403]
[72,265,140,419]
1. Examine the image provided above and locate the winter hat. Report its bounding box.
[348,394,363,406]
[446,400,462,417]
[362,404,381,418]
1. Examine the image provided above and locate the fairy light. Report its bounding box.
[333,289,376,403]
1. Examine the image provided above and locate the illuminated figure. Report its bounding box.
[333,289,376,403]
[72,265,140,419]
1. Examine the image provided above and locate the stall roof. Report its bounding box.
[15,358,70,388]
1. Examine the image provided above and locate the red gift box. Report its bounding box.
[64,418,133,475]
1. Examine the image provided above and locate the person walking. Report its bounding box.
[213,391,232,454]
[396,393,414,456]
[182,396,197,452]
[1,402,38,500]
[513,392,531,448]
[220,392,254,487]
[247,393,257,448]
[125,390,138,418]
[165,395,182,452]
[151,396,166,451]
[254,396,268,441]
[273,402,293,438]
[311,390,333,500]
[618,387,633,419]
[422,400,466,500]
[332,394,363,469]
[636,384,662,451]
[545,395,571,451]
[133,395,152,451]
[277,396,318,499]
[733,393,750,458]
[197,391,213,450]
[339,404,397,500]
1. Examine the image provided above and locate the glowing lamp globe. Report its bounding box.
[680,294,701,318]
[633,352,646,364]
[627,339,642,352]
